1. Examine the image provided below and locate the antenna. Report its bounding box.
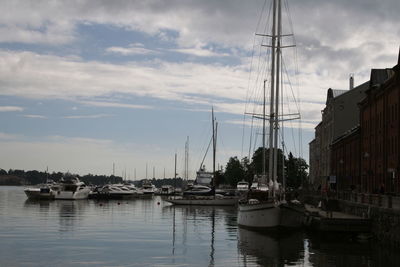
[350,73,354,90]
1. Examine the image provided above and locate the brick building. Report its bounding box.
[330,126,361,191]
[359,57,400,193]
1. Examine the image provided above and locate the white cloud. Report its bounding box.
[172,47,229,57]
[0,106,24,112]
[21,114,47,119]
[79,100,153,110]
[106,43,159,56]
[63,114,112,119]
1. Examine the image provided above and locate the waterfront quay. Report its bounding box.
[304,190,400,246]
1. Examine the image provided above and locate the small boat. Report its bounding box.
[160,185,175,196]
[141,180,156,195]
[183,184,213,196]
[236,181,249,193]
[24,181,56,200]
[92,184,143,199]
[54,175,91,200]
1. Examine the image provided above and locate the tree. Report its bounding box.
[0,168,7,175]
[251,147,285,183]
[241,157,254,184]
[223,156,244,186]
[285,152,308,189]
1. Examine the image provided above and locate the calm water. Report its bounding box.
[0,186,399,267]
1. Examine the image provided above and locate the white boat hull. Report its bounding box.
[165,196,238,206]
[54,189,90,200]
[24,188,54,200]
[238,201,281,228]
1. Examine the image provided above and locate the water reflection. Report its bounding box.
[307,232,400,267]
[164,205,236,266]
[238,228,304,266]
[57,200,87,232]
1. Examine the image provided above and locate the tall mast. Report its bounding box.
[268,0,277,185]
[174,153,177,179]
[262,80,267,181]
[212,107,216,189]
[185,136,189,180]
[273,0,282,185]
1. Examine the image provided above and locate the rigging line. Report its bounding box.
[242,0,269,158]
[247,0,274,163]
[248,116,255,160]
[200,136,213,170]
[281,57,300,113]
[196,113,213,171]
[284,0,302,158]
[247,0,272,114]
[282,57,299,157]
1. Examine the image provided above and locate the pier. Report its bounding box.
[304,204,371,233]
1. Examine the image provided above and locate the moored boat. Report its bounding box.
[54,175,90,200]
[166,194,238,206]
[24,182,56,200]
[91,183,143,199]
[237,0,300,230]
[165,108,239,206]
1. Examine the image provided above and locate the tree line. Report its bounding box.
[1,147,307,188]
[0,168,124,186]
[220,147,308,189]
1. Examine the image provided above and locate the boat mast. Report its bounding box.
[268,0,277,186]
[212,107,216,190]
[262,79,266,182]
[273,0,282,188]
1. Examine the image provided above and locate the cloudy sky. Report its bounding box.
[0,0,399,179]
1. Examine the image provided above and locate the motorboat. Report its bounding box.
[93,184,143,199]
[54,175,90,200]
[160,185,175,196]
[24,181,56,200]
[141,180,156,195]
[183,184,213,196]
[236,181,249,192]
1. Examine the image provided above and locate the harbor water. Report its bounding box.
[0,186,399,267]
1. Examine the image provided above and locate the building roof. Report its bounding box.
[326,88,347,104]
[332,89,347,98]
[370,69,394,87]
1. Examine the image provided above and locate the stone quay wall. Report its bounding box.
[305,191,400,246]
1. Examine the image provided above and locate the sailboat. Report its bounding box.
[165,108,238,206]
[238,0,300,228]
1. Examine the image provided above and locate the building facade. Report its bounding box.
[309,82,369,187]
[360,65,399,193]
[330,127,361,191]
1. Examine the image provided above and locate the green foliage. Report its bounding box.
[284,152,308,189]
[223,156,244,186]
[251,147,285,183]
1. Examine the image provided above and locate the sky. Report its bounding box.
[0,0,399,179]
